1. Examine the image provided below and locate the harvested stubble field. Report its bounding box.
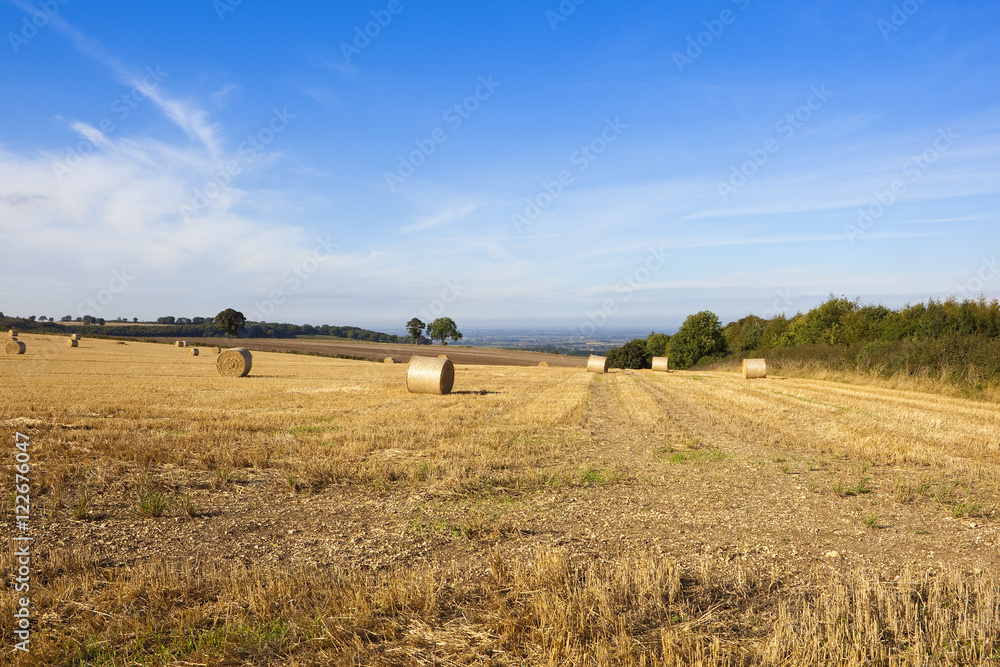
[1,335,999,665]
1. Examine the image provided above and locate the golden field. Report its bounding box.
[1,334,999,665]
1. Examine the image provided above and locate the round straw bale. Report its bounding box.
[189,348,200,356]
[538,361,549,367]
[215,346,222,354]
[175,341,183,347]
[71,333,80,341]
[587,354,609,374]
[406,355,454,395]
[384,357,399,364]
[8,329,17,338]
[6,340,26,355]
[67,339,78,348]
[217,348,252,377]
[437,354,450,360]
[651,356,669,372]
[743,358,767,379]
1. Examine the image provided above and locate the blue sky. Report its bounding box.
[1,1,998,334]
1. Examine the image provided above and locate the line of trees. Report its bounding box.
[0,311,415,343]
[605,295,1000,391]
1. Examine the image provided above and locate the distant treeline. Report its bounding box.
[0,314,419,344]
[606,296,1000,392]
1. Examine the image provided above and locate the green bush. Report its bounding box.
[607,339,652,369]
[669,311,727,369]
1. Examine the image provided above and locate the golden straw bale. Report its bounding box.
[384,357,399,364]
[67,339,78,348]
[587,355,609,374]
[217,348,252,377]
[406,356,455,395]
[743,358,767,379]
[6,340,26,355]
[189,348,200,356]
[651,357,669,372]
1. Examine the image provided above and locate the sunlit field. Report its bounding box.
[2,335,999,665]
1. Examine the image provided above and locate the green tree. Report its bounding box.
[645,332,670,358]
[607,338,652,369]
[214,308,247,338]
[669,310,727,369]
[406,317,426,341]
[428,317,462,345]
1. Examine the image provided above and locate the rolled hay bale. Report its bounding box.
[189,348,200,357]
[743,358,767,379]
[181,341,189,347]
[71,333,80,341]
[587,354,609,374]
[538,361,549,367]
[214,347,222,354]
[438,354,450,360]
[8,329,17,338]
[406,355,455,395]
[651,357,669,372]
[384,357,399,364]
[6,340,26,355]
[217,348,252,377]
[67,339,78,348]
[175,341,183,347]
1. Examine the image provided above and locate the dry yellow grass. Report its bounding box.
[0,335,998,665]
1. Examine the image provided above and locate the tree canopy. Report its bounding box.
[428,317,463,345]
[406,318,426,340]
[214,308,247,338]
[669,310,727,369]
